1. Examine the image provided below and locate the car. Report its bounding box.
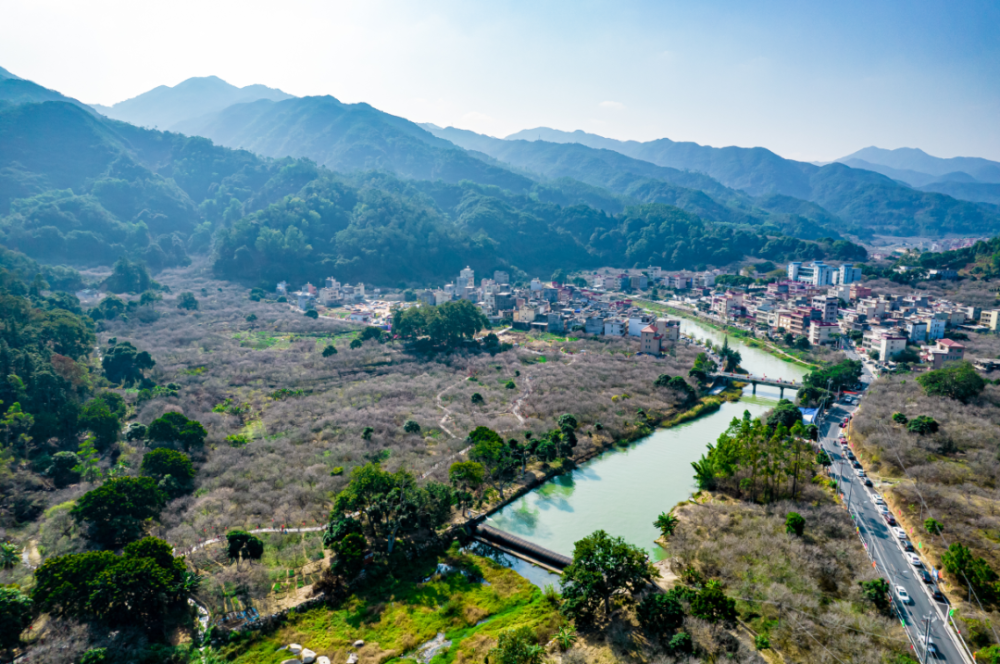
[918,569,933,584]
[892,527,907,539]
[852,461,862,469]
[847,452,856,460]
[885,514,897,526]
[906,553,922,567]
[864,477,873,487]
[839,423,847,428]
[902,541,915,552]
[895,585,911,604]
[932,589,947,602]
[924,637,938,657]
[857,469,866,478]
[872,494,885,504]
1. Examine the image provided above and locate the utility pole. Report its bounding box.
[921,614,931,663]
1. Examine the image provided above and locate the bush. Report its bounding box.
[331,467,344,476]
[917,361,986,402]
[668,631,693,654]
[322,344,337,357]
[177,292,199,310]
[637,593,684,637]
[403,420,421,434]
[785,512,805,536]
[892,412,908,425]
[350,338,363,349]
[907,415,939,435]
[304,309,319,319]
[471,392,485,405]
[754,634,771,650]
[925,518,943,535]
[505,380,516,389]
[147,412,207,451]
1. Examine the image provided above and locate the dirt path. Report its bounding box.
[435,377,465,438]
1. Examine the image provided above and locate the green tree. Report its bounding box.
[361,426,374,440]
[668,632,693,653]
[139,290,162,310]
[766,399,803,430]
[331,532,368,578]
[104,256,153,294]
[637,592,684,638]
[487,627,545,664]
[551,269,566,284]
[690,580,737,624]
[78,397,120,451]
[102,341,155,386]
[72,435,103,483]
[350,338,363,349]
[403,420,421,434]
[449,460,485,515]
[0,402,34,454]
[785,512,805,536]
[925,518,943,535]
[305,309,319,319]
[892,412,909,425]
[71,477,166,548]
[323,515,363,549]
[907,415,939,435]
[393,300,489,347]
[859,578,891,614]
[560,529,658,621]
[322,344,338,357]
[141,448,195,497]
[941,542,999,602]
[471,392,485,405]
[147,412,207,451]
[718,336,742,372]
[917,361,985,402]
[50,450,81,487]
[468,426,518,501]
[654,512,679,538]
[245,313,258,329]
[225,530,265,568]
[0,586,33,651]
[177,292,199,310]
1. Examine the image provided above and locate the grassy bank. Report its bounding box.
[212,546,562,663]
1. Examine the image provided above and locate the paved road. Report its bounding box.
[820,400,971,663]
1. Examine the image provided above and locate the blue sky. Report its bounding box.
[1,0,997,161]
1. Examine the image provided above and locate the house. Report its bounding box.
[585,316,605,335]
[926,315,946,340]
[808,321,838,346]
[849,284,872,301]
[877,335,907,362]
[923,339,965,369]
[811,296,839,323]
[628,315,654,337]
[640,319,681,356]
[982,310,1000,331]
[493,270,510,285]
[349,310,371,323]
[604,319,626,336]
[904,320,928,343]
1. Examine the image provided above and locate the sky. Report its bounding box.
[1,0,998,162]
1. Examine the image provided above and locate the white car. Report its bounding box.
[877,504,889,515]
[906,553,923,567]
[856,469,866,478]
[895,585,911,604]
[872,494,885,504]
[892,527,907,540]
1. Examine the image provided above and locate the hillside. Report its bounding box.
[92,75,295,130]
[918,181,1000,206]
[470,126,1000,237]
[0,65,95,113]
[838,146,1000,183]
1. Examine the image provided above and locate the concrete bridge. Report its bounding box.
[711,371,801,398]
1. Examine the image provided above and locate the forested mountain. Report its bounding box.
[437,126,1000,237]
[91,76,295,131]
[171,95,535,192]
[917,182,1000,206]
[0,66,95,113]
[836,158,965,188]
[837,146,1000,184]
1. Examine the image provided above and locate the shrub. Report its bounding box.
[755,634,771,650]
[892,412,908,425]
[668,631,692,653]
[925,518,943,535]
[322,344,338,357]
[907,415,939,435]
[487,627,544,664]
[637,592,684,637]
[177,292,199,310]
[305,309,318,319]
[917,361,985,402]
[505,380,516,389]
[403,420,421,434]
[350,338,363,349]
[361,426,374,440]
[785,511,805,536]
[471,392,485,405]
[331,466,344,476]
[654,511,679,537]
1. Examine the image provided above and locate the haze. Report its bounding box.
[1,0,998,162]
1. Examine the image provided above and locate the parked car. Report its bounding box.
[902,541,915,552]
[878,504,890,515]
[864,478,873,487]
[872,494,885,504]
[895,586,911,604]
[932,589,947,602]
[918,569,933,584]
[906,553,922,567]
[892,527,907,539]
[885,514,897,526]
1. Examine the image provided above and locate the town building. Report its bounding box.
[640,319,681,356]
[808,321,838,346]
[923,339,965,369]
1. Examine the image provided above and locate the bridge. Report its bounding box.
[711,371,801,398]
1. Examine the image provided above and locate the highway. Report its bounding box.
[819,395,972,663]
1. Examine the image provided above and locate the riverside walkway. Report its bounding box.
[711,371,801,397]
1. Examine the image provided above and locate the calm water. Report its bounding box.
[488,317,809,559]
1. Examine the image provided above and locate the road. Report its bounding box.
[819,398,971,663]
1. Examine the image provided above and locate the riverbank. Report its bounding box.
[632,298,824,370]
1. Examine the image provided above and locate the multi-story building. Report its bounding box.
[493,270,510,285]
[904,320,927,343]
[982,310,1000,331]
[788,261,834,286]
[457,266,475,290]
[808,321,839,346]
[604,319,626,336]
[640,319,681,356]
[923,339,965,369]
[838,263,863,285]
[878,335,908,362]
[811,296,839,323]
[849,284,872,301]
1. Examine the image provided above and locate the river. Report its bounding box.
[487,317,809,561]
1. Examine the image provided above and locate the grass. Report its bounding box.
[214,548,563,663]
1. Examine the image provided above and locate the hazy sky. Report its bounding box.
[2,0,998,162]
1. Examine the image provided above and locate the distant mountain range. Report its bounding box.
[837,146,1000,184]
[0,65,95,113]
[90,75,295,130]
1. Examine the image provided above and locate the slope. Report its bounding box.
[0,65,96,113]
[93,75,295,130]
[174,96,535,192]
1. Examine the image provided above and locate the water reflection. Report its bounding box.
[463,541,562,589]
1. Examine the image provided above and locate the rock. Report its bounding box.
[289,644,303,655]
[353,640,365,648]
[316,658,331,664]
[347,655,358,664]
[301,649,316,664]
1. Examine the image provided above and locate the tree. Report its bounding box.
[718,336,742,372]
[350,338,363,349]
[449,460,485,515]
[331,532,368,578]
[403,420,421,434]
[0,586,32,652]
[323,515,363,549]
[785,512,805,536]
[104,257,153,294]
[225,530,265,568]
[859,578,891,614]
[141,448,195,497]
[79,397,120,451]
[654,512,679,538]
[560,529,658,621]
[360,326,384,343]
[690,580,737,624]
[361,426,374,440]
[637,592,684,638]
[147,412,207,451]
[925,518,943,535]
[393,299,489,347]
[102,341,155,386]
[323,344,338,357]
[249,287,265,302]
[471,392,485,405]
[766,399,803,430]
[941,542,998,601]
[1,402,34,453]
[139,290,162,310]
[49,451,81,487]
[487,627,545,664]
[917,361,986,402]
[0,542,19,570]
[72,435,103,483]
[176,292,199,310]
[892,412,909,425]
[551,269,566,284]
[803,360,863,392]
[245,313,258,329]
[468,426,518,501]
[71,477,166,548]
[305,309,319,319]
[907,415,939,435]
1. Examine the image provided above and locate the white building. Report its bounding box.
[604,319,626,336]
[530,278,544,291]
[788,261,834,286]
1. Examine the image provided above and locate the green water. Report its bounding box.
[488,318,809,559]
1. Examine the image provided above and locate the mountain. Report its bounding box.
[92,75,295,130]
[837,147,1000,184]
[918,182,1000,207]
[444,126,1000,238]
[0,65,95,113]
[173,95,536,191]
